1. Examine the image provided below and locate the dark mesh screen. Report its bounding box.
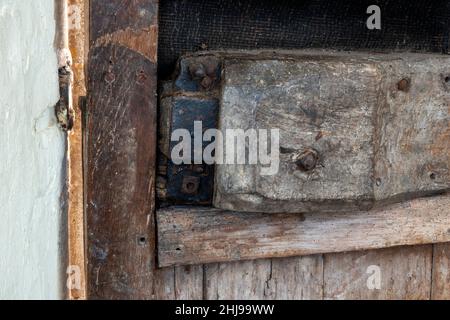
[158,0,450,79]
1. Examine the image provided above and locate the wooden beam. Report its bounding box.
[87,0,158,299]
[157,194,450,267]
[67,0,88,300]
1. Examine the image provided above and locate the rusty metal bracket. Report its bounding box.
[56,65,74,131]
[55,0,74,132]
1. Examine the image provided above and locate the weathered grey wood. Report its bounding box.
[157,194,450,267]
[214,52,450,213]
[154,268,176,299]
[268,256,324,300]
[323,245,433,300]
[373,57,450,204]
[154,266,204,300]
[431,243,450,299]
[204,256,323,300]
[205,260,272,300]
[174,265,204,300]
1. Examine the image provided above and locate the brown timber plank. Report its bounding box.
[68,0,88,300]
[323,245,433,300]
[86,0,158,299]
[431,243,450,299]
[157,194,450,267]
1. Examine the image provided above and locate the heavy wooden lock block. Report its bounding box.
[160,51,450,213]
[215,51,450,213]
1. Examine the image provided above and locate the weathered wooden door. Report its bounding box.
[86,0,450,299]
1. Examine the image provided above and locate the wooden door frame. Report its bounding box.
[66,0,89,300]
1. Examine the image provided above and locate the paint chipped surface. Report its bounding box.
[0,0,65,299]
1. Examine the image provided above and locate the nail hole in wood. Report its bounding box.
[138,236,147,245]
[375,178,382,186]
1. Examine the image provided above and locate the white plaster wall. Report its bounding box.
[0,0,65,299]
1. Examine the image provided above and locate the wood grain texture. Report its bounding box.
[84,3,449,300]
[204,260,272,300]
[214,52,450,213]
[157,194,450,267]
[87,0,158,299]
[175,266,204,300]
[68,0,88,300]
[431,243,450,299]
[204,256,323,300]
[268,256,324,300]
[323,245,433,300]
[154,266,204,300]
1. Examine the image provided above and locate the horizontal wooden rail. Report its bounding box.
[157,194,450,267]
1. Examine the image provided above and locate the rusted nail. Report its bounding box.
[397,78,410,92]
[294,149,319,172]
[181,176,200,194]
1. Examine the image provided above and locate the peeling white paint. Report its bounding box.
[0,0,65,299]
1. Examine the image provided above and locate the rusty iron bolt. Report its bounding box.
[188,60,220,90]
[189,63,207,80]
[200,76,213,89]
[293,149,319,172]
[397,78,410,92]
[181,176,200,195]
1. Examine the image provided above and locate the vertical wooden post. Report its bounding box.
[67,0,88,300]
[87,0,158,299]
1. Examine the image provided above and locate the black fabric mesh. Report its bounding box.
[158,0,450,79]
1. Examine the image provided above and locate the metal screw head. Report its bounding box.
[294,149,319,172]
[397,78,410,92]
[200,76,213,89]
[181,176,200,195]
[189,63,206,80]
